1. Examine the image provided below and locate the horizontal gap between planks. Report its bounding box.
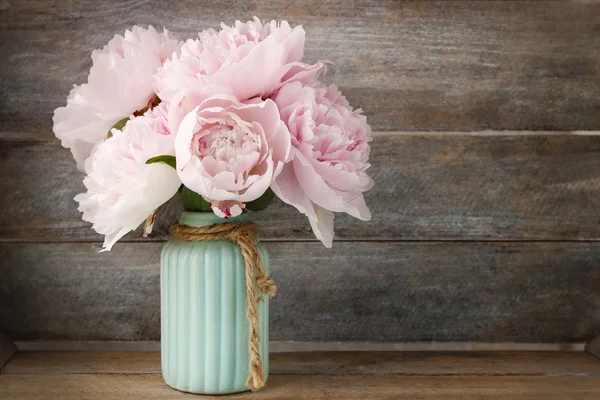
[2,238,600,245]
[14,341,587,352]
[372,130,600,137]
[1,131,599,142]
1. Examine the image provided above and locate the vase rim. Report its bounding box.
[179,211,249,227]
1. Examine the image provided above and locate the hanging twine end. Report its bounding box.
[246,360,266,391]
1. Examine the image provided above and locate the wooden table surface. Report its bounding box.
[1,351,599,399]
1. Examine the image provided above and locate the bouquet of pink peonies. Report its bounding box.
[53,18,374,251]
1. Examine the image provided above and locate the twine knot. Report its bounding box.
[256,277,277,297]
[170,221,276,391]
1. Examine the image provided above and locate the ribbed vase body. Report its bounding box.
[160,212,269,394]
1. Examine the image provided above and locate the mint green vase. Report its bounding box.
[160,212,269,394]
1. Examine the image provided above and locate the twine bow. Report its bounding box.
[170,221,276,391]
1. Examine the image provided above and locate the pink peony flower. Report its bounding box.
[53,26,181,170]
[154,17,323,107]
[271,81,374,247]
[175,94,291,218]
[75,105,181,251]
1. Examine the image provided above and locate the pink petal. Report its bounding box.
[293,152,370,221]
[308,206,334,248]
[211,200,245,219]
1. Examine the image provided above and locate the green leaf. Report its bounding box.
[146,155,176,170]
[246,188,275,212]
[178,185,213,212]
[107,117,129,138]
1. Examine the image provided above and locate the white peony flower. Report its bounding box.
[53,26,181,170]
[75,106,181,251]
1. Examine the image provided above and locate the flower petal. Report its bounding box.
[211,200,245,219]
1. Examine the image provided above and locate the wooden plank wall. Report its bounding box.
[1,1,599,342]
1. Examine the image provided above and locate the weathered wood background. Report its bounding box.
[1,1,599,342]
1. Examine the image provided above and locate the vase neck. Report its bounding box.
[179,212,249,227]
